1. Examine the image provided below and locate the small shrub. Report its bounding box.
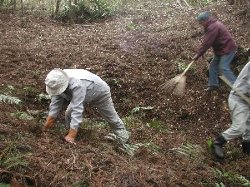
[56,0,115,22]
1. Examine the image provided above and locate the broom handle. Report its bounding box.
[180,60,195,77]
[219,75,250,105]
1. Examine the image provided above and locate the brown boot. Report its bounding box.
[43,116,55,131]
[65,129,78,144]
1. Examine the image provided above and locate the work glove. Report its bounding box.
[65,128,78,144]
[43,116,55,131]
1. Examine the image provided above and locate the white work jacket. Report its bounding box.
[229,62,250,103]
[48,69,110,128]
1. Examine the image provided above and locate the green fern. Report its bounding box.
[147,119,169,133]
[215,182,226,187]
[130,106,154,114]
[37,93,51,102]
[3,155,28,170]
[120,142,161,156]
[212,168,250,186]
[122,115,139,128]
[10,111,34,120]
[0,143,28,170]
[207,138,213,152]
[0,94,21,105]
[171,143,203,159]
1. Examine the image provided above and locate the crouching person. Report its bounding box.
[213,61,250,159]
[43,68,130,144]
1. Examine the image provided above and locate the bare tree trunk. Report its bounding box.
[246,0,250,18]
[12,0,16,10]
[68,0,74,23]
[21,0,24,14]
[54,0,61,16]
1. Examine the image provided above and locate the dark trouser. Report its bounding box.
[208,51,236,87]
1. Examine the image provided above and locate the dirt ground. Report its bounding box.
[0,1,249,186]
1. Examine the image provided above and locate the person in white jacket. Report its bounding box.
[213,61,250,159]
[43,68,130,144]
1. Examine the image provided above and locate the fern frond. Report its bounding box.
[10,112,34,120]
[119,142,161,156]
[171,143,202,159]
[3,155,28,169]
[0,142,28,170]
[0,94,21,105]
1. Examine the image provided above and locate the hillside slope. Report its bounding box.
[0,1,249,186]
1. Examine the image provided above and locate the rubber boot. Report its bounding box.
[65,129,78,144]
[105,129,130,144]
[242,141,250,154]
[213,134,227,159]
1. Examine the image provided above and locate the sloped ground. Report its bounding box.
[0,1,249,186]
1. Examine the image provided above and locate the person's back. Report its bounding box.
[205,18,237,56]
[63,69,108,87]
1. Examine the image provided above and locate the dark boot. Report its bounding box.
[204,86,219,92]
[242,141,250,154]
[213,135,227,159]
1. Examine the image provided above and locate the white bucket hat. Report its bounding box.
[45,69,69,96]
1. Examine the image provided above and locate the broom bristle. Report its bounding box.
[160,74,187,96]
[160,78,177,91]
[160,60,194,96]
[160,75,181,89]
[173,76,186,96]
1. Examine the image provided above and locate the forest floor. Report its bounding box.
[0,1,249,186]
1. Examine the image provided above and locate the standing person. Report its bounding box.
[43,68,130,144]
[213,61,250,159]
[192,11,237,91]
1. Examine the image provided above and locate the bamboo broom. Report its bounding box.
[160,60,195,96]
